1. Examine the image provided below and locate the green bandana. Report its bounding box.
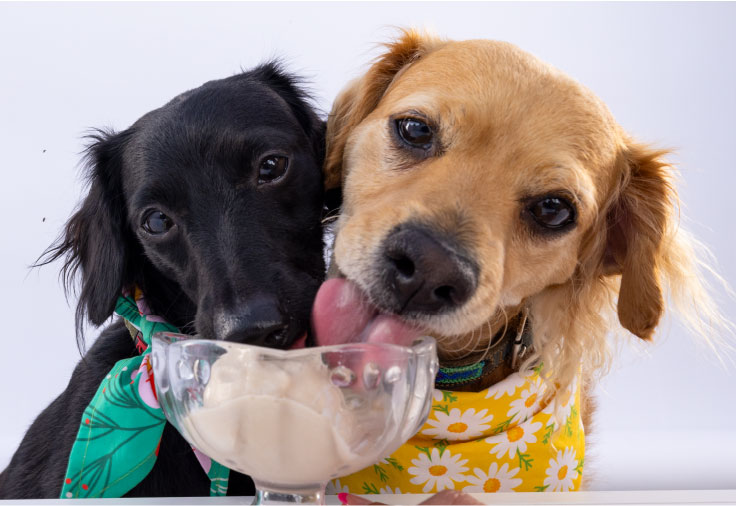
[60,292,230,498]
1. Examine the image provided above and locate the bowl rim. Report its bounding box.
[151,331,437,358]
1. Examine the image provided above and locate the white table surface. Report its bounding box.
[2,490,736,505]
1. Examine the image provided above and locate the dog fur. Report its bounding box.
[324,30,729,423]
[0,63,329,499]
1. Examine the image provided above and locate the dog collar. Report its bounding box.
[332,366,585,494]
[60,291,230,498]
[435,308,532,389]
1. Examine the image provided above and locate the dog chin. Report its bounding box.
[407,305,499,340]
[373,290,512,346]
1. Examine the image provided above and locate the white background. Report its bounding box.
[1,1,735,492]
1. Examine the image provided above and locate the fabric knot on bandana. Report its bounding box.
[61,290,230,498]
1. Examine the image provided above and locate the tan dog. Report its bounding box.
[323,29,727,388]
[315,27,730,492]
[315,30,731,494]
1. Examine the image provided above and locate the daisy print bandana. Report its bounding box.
[60,290,230,498]
[329,366,584,495]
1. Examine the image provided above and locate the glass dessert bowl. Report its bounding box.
[151,332,438,504]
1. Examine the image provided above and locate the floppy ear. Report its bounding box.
[251,61,327,166]
[324,29,443,190]
[602,142,676,340]
[38,129,134,342]
[248,62,343,219]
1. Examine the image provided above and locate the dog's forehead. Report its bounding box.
[167,78,303,132]
[121,82,308,184]
[388,40,598,114]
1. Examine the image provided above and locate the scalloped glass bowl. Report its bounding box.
[151,333,438,504]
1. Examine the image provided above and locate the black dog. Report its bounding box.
[0,63,329,498]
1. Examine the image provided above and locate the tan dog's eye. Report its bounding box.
[394,118,434,150]
[526,196,577,232]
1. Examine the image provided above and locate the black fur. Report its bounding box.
[0,63,330,498]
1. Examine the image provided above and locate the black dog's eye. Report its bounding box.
[395,118,434,149]
[142,210,173,235]
[527,197,576,230]
[258,155,289,184]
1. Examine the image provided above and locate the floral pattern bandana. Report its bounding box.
[60,291,230,498]
[330,366,584,495]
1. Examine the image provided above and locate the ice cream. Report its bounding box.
[182,349,386,486]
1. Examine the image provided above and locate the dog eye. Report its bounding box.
[142,210,173,235]
[527,197,576,230]
[395,118,433,149]
[258,155,289,184]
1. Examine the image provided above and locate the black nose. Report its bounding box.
[214,294,289,346]
[381,225,478,315]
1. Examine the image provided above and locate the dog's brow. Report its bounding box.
[131,185,181,213]
[521,164,594,207]
[390,101,440,124]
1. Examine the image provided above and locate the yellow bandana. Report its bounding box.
[330,367,584,495]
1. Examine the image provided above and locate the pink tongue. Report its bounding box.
[311,278,420,347]
[311,279,374,346]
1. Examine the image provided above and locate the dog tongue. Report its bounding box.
[311,278,420,347]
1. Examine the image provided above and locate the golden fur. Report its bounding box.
[325,29,731,402]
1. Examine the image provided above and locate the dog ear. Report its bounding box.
[324,29,443,191]
[602,142,676,340]
[38,129,134,343]
[248,62,342,219]
[251,61,326,166]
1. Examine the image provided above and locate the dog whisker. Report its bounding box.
[321,213,341,225]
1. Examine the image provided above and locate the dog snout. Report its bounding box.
[381,225,478,315]
[214,294,290,346]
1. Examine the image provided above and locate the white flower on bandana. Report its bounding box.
[421,408,494,441]
[542,377,577,428]
[463,462,522,493]
[408,448,469,493]
[485,420,543,459]
[432,389,444,402]
[325,478,349,495]
[544,447,579,491]
[484,371,529,400]
[379,486,403,494]
[507,379,544,423]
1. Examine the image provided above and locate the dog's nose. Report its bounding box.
[381,225,478,315]
[214,294,289,346]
